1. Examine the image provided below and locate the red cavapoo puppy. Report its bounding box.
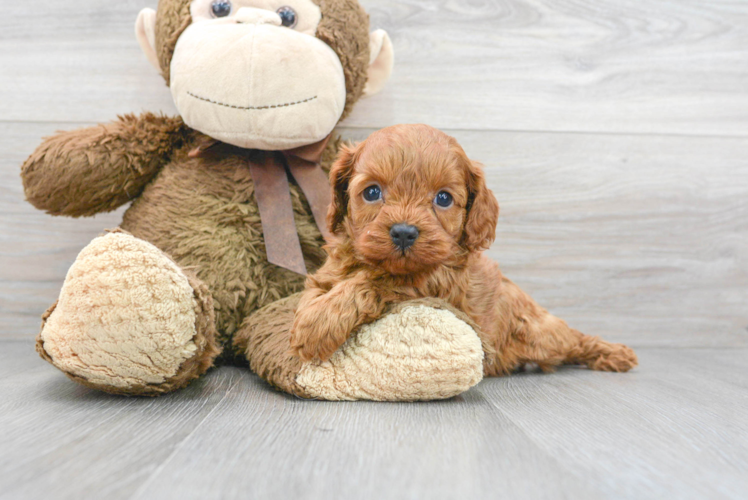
[290,124,638,375]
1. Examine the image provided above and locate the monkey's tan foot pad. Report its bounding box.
[296,302,485,401]
[36,231,220,396]
[239,296,485,401]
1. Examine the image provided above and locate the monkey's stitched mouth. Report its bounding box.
[187,91,318,110]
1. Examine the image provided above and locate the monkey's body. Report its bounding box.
[119,130,330,350]
[24,113,341,393]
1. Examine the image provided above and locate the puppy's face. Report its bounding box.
[328,124,499,275]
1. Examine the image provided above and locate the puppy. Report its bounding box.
[289,124,637,375]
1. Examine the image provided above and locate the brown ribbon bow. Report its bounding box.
[189,135,332,275]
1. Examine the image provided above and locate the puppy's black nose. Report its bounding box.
[390,224,419,250]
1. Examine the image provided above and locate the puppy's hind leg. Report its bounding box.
[492,279,638,374]
[563,329,638,372]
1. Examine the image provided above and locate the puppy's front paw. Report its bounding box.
[289,307,349,362]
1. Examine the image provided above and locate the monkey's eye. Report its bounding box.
[211,0,232,17]
[276,6,298,28]
[363,185,382,203]
[434,191,454,208]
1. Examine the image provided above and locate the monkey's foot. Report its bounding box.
[36,231,220,396]
[237,296,485,401]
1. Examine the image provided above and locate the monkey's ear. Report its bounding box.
[362,30,394,98]
[136,8,160,71]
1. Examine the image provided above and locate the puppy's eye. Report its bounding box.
[363,185,382,203]
[276,6,298,28]
[211,0,232,17]
[434,191,454,208]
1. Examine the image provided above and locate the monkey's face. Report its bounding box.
[173,0,345,150]
[136,0,393,151]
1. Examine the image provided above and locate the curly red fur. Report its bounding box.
[290,124,638,375]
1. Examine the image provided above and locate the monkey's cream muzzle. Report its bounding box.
[170,20,346,150]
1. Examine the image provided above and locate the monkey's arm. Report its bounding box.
[21,113,187,217]
[289,273,389,362]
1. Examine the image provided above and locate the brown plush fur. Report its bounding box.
[233,293,312,398]
[22,113,188,217]
[290,124,638,374]
[120,139,330,356]
[313,0,371,119]
[155,0,192,84]
[153,0,370,120]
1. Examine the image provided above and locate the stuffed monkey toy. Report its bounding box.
[22,0,488,400]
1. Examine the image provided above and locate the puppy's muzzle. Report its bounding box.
[390,224,419,251]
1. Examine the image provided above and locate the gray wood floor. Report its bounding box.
[1,0,747,499]
[2,342,747,500]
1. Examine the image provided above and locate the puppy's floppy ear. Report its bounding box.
[327,144,357,235]
[462,160,500,252]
